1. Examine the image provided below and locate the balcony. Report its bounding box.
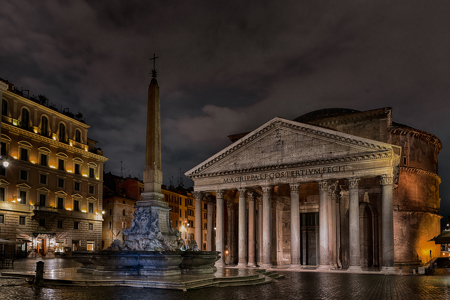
[32,205,57,213]
[0,201,33,213]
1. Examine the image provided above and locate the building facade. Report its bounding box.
[102,173,207,250]
[186,108,441,272]
[0,79,108,257]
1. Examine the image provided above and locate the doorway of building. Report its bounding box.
[360,202,379,268]
[300,212,319,266]
[37,238,47,256]
[72,240,80,251]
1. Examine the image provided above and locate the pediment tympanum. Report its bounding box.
[186,118,400,189]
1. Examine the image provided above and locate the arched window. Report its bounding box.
[75,129,81,143]
[21,108,30,129]
[2,99,7,116]
[59,123,66,142]
[41,116,49,137]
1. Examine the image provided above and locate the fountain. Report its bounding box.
[73,56,220,276]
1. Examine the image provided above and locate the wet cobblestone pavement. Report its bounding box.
[1,258,449,299]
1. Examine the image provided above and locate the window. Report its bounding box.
[2,99,7,116]
[403,156,407,165]
[21,108,30,129]
[39,219,45,227]
[73,200,80,212]
[0,214,4,223]
[88,202,94,214]
[40,174,47,185]
[74,221,79,229]
[1,141,7,156]
[39,194,46,206]
[108,221,112,229]
[20,170,28,181]
[41,116,49,137]
[89,167,95,179]
[58,158,65,171]
[74,163,81,175]
[40,153,48,166]
[57,220,63,228]
[75,129,81,143]
[89,185,94,194]
[58,178,65,189]
[0,187,4,201]
[204,223,207,230]
[57,197,64,209]
[89,223,93,230]
[0,166,5,176]
[74,182,80,191]
[59,123,66,142]
[20,147,29,161]
[122,209,125,216]
[110,209,112,215]
[204,203,207,209]
[19,190,27,204]
[19,216,25,225]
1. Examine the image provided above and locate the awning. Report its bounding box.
[429,231,450,244]
[16,229,32,242]
[0,238,24,245]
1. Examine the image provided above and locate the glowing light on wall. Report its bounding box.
[81,210,87,213]
[66,207,72,211]
[50,165,55,169]
[67,170,73,173]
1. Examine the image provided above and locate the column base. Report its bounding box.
[316,265,330,271]
[236,262,247,268]
[260,263,272,269]
[289,264,302,269]
[347,266,362,272]
[247,262,256,267]
[381,266,397,275]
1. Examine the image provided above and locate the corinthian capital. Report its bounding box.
[247,190,255,201]
[216,189,226,199]
[380,174,394,185]
[193,191,203,201]
[348,178,360,190]
[289,183,301,193]
[238,187,247,197]
[318,180,328,192]
[261,186,273,195]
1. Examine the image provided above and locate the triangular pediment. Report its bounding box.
[186,117,399,178]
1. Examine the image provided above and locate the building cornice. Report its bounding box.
[2,122,108,162]
[400,166,441,184]
[389,125,442,152]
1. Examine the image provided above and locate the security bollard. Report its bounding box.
[35,261,44,286]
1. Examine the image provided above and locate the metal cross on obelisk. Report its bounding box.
[150,53,159,78]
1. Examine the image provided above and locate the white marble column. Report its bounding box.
[206,195,214,251]
[289,183,301,268]
[348,178,362,271]
[328,182,338,270]
[381,174,396,274]
[262,186,273,268]
[257,196,263,266]
[237,187,247,267]
[226,199,235,265]
[194,191,203,249]
[247,191,256,267]
[318,180,329,270]
[215,190,225,267]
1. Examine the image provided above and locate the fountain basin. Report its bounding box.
[73,250,220,276]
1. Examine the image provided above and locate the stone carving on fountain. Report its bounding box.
[121,207,182,251]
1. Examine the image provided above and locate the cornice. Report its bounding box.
[2,122,108,162]
[400,166,441,184]
[189,150,393,179]
[187,119,393,177]
[389,125,442,152]
[313,108,391,128]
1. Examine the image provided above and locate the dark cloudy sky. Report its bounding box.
[1,1,450,219]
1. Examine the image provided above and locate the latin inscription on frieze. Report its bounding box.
[223,165,347,183]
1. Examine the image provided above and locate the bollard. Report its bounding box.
[413,268,416,275]
[35,261,44,286]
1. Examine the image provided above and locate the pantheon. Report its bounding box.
[185,107,441,273]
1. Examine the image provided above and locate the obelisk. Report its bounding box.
[135,54,173,240]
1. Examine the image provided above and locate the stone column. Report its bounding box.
[206,195,215,251]
[194,191,203,249]
[348,178,361,271]
[257,196,263,266]
[215,190,225,267]
[247,191,256,267]
[328,182,338,270]
[289,183,301,268]
[317,180,329,270]
[226,199,235,265]
[261,186,273,268]
[381,174,396,274]
[237,187,247,267]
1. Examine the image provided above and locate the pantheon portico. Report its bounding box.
[185,108,441,273]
